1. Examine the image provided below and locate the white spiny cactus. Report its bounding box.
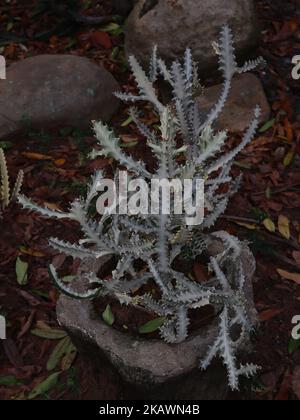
[19,26,263,390]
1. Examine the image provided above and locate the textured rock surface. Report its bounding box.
[197,73,270,133]
[0,55,120,139]
[57,243,257,400]
[57,298,221,390]
[125,0,259,72]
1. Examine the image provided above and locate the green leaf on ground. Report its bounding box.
[259,118,276,133]
[47,337,74,371]
[28,372,61,400]
[0,376,23,386]
[288,338,300,355]
[121,116,133,127]
[16,257,28,286]
[283,151,294,167]
[101,22,123,35]
[120,142,138,148]
[102,305,115,326]
[61,342,77,371]
[31,323,68,340]
[0,141,13,150]
[263,218,276,233]
[62,275,75,283]
[139,317,165,334]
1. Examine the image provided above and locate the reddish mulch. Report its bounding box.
[0,0,300,400]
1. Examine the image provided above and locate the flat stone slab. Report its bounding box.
[0,55,120,139]
[197,73,270,133]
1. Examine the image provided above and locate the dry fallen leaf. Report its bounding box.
[259,308,283,322]
[194,262,209,283]
[120,134,139,144]
[20,246,45,258]
[43,202,63,212]
[263,218,276,233]
[54,159,66,167]
[284,118,293,143]
[278,215,290,240]
[22,152,53,161]
[292,367,300,400]
[91,30,112,49]
[276,369,293,400]
[277,269,300,285]
[235,222,257,230]
[292,251,300,266]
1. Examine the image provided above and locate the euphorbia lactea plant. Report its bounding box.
[19,26,264,390]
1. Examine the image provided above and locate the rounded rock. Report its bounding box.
[125,0,260,73]
[0,55,120,138]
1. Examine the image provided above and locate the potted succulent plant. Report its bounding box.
[19,26,264,400]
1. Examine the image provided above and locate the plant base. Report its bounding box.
[56,244,257,400]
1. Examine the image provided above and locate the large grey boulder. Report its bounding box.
[57,242,257,400]
[0,55,120,139]
[125,0,259,73]
[198,74,271,133]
